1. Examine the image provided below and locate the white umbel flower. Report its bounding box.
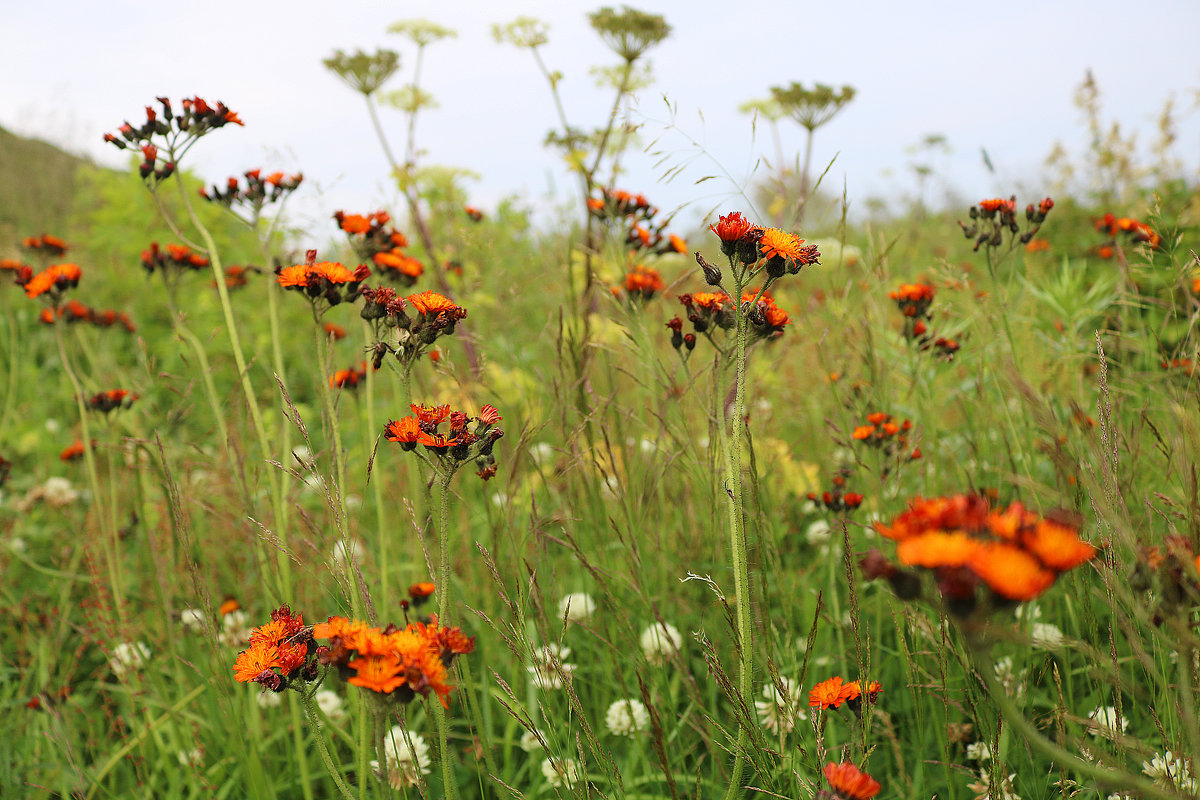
[605,698,650,736]
[371,726,431,789]
[640,622,682,665]
[528,644,575,690]
[558,592,597,623]
[316,689,346,724]
[755,678,805,734]
[541,757,580,788]
[109,641,150,678]
[1087,705,1128,739]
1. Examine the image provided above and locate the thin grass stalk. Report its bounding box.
[53,319,125,628]
[363,321,391,611]
[372,706,396,800]
[432,467,458,799]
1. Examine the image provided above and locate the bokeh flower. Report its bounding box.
[640,621,683,665]
[605,698,650,736]
[372,727,431,789]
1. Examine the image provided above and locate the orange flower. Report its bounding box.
[967,542,1056,601]
[840,680,882,707]
[323,323,347,340]
[709,212,755,243]
[809,676,847,709]
[339,214,371,234]
[758,228,803,262]
[823,761,881,800]
[409,582,436,599]
[897,531,982,568]
[1024,238,1051,253]
[407,290,466,322]
[624,265,665,298]
[60,440,86,462]
[667,234,686,253]
[385,417,422,448]
[347,653,407,693]
[411,404,451,425]
[218,598,240,616]
[233,642,280,682]
[1020,518,1097,571]
[24,263,82,299]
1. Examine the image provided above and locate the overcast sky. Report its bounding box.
[5,0,1199,233]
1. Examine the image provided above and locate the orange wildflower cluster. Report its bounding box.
[587,187,688,257]
[86,389,137,414]
[463,205,484,222]
[360,287,468,368]
[622,264,666,301]
[960,196,1052,251]
[19,262,81,301]
[276,250,370,308]
[809,676,883,711]
[820,762,881,800]
[889,283,934,318]
[851,412,920,460]
[742,290,790,337]
[201,168,303,209]
[706,212,819,278]
[141,242,209,275]
[312,613,475,706]
[1095,212,1161,251]
[39,300,136,333]
[232,605,317,692]
[1161,358,1196,377]
[334,210,424,286]
[1130,535,1200,626]
[60,439,89,462]
[105,96,243,150]
[21,234,68,256]
[329,361,375,389]
[863,493,1099,611]
[216,265,262,290]
[385,403,504,480]
[807,468,864,513]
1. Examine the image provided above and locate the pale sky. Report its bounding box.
[4,0,1199,233]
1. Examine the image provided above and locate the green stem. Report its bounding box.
[300,690,357,800]
[722,270,754,800]
[373,706,396,800]
[433,468,458,800]
[364,322,390,612]
[429,696,458,800]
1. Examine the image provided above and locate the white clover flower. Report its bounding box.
[519,730,545,752]
[993,656,1025,699]
[491,491,508,508]
[316,689,347,724]
[1087,705,1128,739]
[109,641,150,678]
[966,742,991,762]
[805,520,832,545]
[541,757,580,788]
[45,418,62,433]
[1142,751,1196,792]
[640,622,682,665]
[1030,623,1064,649]
[967,769,1020,800]
[179,607,207,633]
[528,644,575,690]
[371,726,431,789]
[255,690,282,709]
[345,494,363,511]
[42,477,79,507]
[176,747,203,767]
[331,538,365,568]
[220,610,251,648]
[755,678,805,734]
[8,536,27,553]
[529,442,555,465]
[605,698,650,737]
[558,592,597,623]
[638,438,656,454]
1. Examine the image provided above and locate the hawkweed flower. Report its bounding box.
[541,757,581,788]
[276,249,370,312]
[201,168,303,212]
[105,97,243,185]
[232,605,316,693]
[621,264,666,301]
[889,282,935,320]
[851,412,920,462]
[407,582,436,607]
[372,727,431,789]
[21,234,69,257]
[109,641,151,678]
[756,678,805,734]
[59,439,87,462]
[605,698,650,736]
[1095,212,1160,252]
[384,403,503,480]
[19,262,81,302]
[959,195,1053,252]
[329,362,370,390]
[142,242,209,276]
[818,761,881,800]
[86,389,137,414]
[640,621,683,665]
[335,210,424,286]
[362,288,466,368]
[464,205,484,222]
[863,493,1099,615]
[807,468,864,513]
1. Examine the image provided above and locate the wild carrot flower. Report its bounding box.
[820,761,882,800]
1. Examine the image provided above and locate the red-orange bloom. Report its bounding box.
[823,761,881,800]
[411,404,451,425]
[60,440,86,462]
[385,417,422,446]
[809,676,848,709]
[407,291,466,322]
[24,263,82,299]
[709,212,755,243]
[233,642,280,683]
[624,264,665,297]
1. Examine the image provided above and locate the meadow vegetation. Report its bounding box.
[2,8,1199,800]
